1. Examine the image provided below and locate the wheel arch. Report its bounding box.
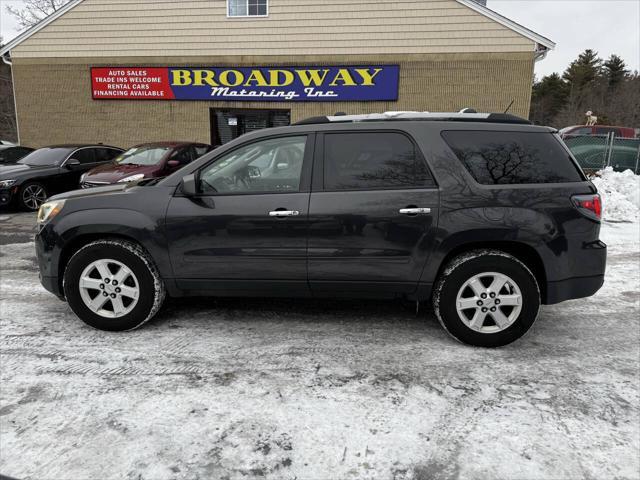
[57,233,146,294]
[434,241,548,303]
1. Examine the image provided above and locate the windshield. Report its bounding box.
[116,146,171,166]
[18,147,73,166]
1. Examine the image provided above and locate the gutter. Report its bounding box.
[534,44,550,62]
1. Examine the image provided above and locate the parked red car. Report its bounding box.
[81,141,212,188]
[559,125,636,140]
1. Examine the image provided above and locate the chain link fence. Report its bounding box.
[564,133,640,174]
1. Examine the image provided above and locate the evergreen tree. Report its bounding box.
[603,54,629,87]
[563,49,603,92]
[530,73,569,126]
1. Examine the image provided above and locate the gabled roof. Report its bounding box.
[456,0,555,50]
[0,0,83,56]
[0,0,555,57]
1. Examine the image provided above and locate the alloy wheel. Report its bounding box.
[456,272,523,334]
[78,259,140,318]
[22,185,47,210]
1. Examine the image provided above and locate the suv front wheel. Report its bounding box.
[433,250,540,347]
[63,239,166,331]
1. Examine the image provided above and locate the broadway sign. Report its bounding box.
[91,66,399,102]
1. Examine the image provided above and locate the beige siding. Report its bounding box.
[13,53,535,147]
[12,0,535,58]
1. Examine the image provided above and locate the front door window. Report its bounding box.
[199,136,307,194]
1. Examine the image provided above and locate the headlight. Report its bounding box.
[37,200,66,225]
[0,179,16,188]
[118,174,145,183]
[80,173,87,183]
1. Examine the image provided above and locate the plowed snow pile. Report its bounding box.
[591,167,640,222]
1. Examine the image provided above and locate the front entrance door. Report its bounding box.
[210,108,291,147]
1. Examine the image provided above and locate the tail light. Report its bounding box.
[572,194,602,221]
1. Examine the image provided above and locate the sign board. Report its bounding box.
[91,66,400,102]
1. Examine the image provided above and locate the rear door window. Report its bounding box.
[71,148,96,164]
[441,131,584,185]
[323,132,434,191]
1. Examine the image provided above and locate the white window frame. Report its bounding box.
[227,0,269,18]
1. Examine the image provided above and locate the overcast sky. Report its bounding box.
[1,0,639,78]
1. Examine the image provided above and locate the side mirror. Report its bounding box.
[66,158,81,169]
[182,173,198,196]
[167,160,180,168]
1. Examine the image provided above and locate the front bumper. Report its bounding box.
[35,225,65,298]
[0,187,15,206]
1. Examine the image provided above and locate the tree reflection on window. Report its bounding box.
[442,131,583,185]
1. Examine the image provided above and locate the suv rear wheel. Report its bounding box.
[63,239,166,331]
[433,250,540,347]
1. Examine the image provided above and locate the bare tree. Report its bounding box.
[6,0,72,30]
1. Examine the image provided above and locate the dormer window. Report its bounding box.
[228,0,268,17]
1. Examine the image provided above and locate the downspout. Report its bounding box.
[2,52,20,145]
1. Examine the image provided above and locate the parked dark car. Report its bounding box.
[80,142,213,188]
[0,145,34,165]
[0,145,123,210]
[559,125,636,140]
[34,112,606,347]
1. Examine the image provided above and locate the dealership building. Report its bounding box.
[1,0,554,148]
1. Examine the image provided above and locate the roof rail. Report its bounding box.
[294,111,531,126]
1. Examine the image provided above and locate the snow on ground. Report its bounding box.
[1,211,639,480]
[591,168,640,222]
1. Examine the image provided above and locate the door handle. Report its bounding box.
[399,207,432,215]
[269,210,300,217]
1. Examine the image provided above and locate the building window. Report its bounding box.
[228,0,268,17]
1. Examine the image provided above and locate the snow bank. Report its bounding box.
[591,167,640,222]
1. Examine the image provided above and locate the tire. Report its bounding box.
[19,182,48,211]
[63,239,166,331]
[432,249,540,348]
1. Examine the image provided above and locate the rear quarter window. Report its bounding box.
[441,130,584,185]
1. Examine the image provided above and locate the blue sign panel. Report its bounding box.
[167,65,399,102]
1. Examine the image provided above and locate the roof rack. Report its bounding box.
[294,111,531,126]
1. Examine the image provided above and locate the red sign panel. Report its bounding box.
[91,67,175,100]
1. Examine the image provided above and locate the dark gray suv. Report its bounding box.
[34,112,606,347]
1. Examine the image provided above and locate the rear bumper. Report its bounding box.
[545,274,605,305]
[543,239,607,304]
